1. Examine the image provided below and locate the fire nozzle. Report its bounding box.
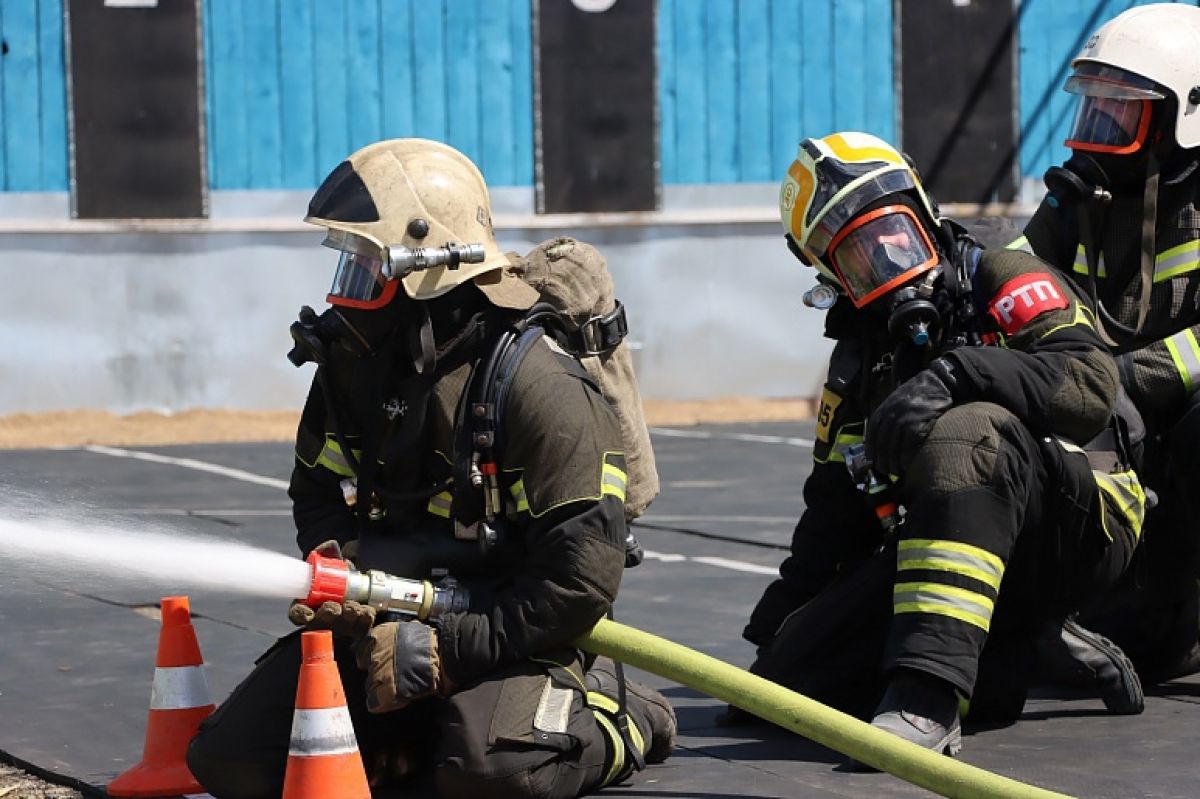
[302,551,469,621]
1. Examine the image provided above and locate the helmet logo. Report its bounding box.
[781,181,796,211]
[476,206,491,231]
[1084,33,1099,50]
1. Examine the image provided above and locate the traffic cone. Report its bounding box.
[282,630,371,799]
[108,595,215,797]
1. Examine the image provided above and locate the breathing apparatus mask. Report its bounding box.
[286,241,488,369]
[823,197,945,347]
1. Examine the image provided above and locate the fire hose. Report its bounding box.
[299,551,1074,799]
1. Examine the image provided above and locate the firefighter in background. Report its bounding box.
[1016,3,1200,688]
[738,131,1144,757]
[186,138,675,798]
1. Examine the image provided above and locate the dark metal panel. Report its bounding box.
[66,0,206,218]
[534,0,658,213]
[898,0,1018,204]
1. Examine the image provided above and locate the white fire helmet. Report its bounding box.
[1066,3,1200,151]
[305,138,538,310]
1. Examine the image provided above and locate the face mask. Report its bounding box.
[286,304,394,367]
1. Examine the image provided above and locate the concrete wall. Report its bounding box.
[0,186,833,415]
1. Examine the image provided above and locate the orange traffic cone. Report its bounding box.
[108,595,215,797]
[282,630,371,799]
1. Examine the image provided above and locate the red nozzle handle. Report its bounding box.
[304,550,350,608]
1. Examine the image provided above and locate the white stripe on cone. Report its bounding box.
[150,665,214,710]
[288,707,360,757]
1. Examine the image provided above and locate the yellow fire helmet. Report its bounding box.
[778,131,940,284]
[305,138,538,310]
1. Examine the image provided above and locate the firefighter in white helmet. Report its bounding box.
[729,131,1145,759]
[186,139,675,797]
[1016,3,1200,691]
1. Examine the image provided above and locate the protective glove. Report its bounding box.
[355,620,449,714]
[288,599,377,639]
[865,358,959,477]
[286,538,374,638]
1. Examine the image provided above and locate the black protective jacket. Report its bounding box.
[288,329,628,689]
[1022,158,1200,417]
[746,244,1119,645]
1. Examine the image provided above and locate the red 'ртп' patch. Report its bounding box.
[987,272,1068,334]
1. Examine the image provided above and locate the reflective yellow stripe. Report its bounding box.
[588,692,645,785]
[1040,303,1095,338]
[601,463,628,502]
[315,436,357,478]
[1095,469,1146,541]
[1073,244,1106,278]
[897,539,1006,592]
[894,581,995,632]
[1165,328,1200,392]
[509,478,530,513]
[426,490,452,519]
[1005,235,1031,252]
[819,431,864,465]
[897,539,1005,588]
[824,132,906,165]
[592,710,626,787]
[1154,239,1200,282]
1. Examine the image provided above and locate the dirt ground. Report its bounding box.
[0,398,815,450]
[0,762,83,798]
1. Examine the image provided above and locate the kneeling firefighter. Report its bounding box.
[730,131,1146,757]
[186,138,675,798]
[1015,2,1200,688]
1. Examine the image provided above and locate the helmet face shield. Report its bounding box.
[827,205,938,308]
[327,250,399,310]
[1065,95,1152,154]
[1064,63,1162,154]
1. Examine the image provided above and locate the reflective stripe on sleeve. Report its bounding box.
[288,707,360,757]
[316,436,358,478]
[896,538,1006,591]
[601,462,628,502]
[149,666,213,710]
[1164,328,1200,392]
[1154,239,1200,282]
[1005,235,1032,253]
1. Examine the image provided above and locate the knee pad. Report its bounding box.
[908,403,1024,494]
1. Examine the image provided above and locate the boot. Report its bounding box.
[1036,617,1144,714]
[866,668,962,758]
[585,658,677,765]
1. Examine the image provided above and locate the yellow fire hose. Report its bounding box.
[575,618,1075,799]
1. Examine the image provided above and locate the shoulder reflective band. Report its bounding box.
[288,707,360,756]
[1153,240,1200,283]
[150,665,213,710]
[1165,328,1200,393]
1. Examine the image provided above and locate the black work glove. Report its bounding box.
[865,358,959,477]
[355,620,450,713]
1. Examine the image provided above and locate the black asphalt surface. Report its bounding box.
[2,422,1198,798]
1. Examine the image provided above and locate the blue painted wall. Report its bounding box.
[203,0,533,190]
[2,1,1195,195]
[0,0,67,191]
[1017,0,1196,183]
[659,0,895,185]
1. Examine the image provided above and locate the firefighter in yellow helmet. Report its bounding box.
[1015,3,1200,691]
[186,139,675,797]
[732,131,1145,758]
